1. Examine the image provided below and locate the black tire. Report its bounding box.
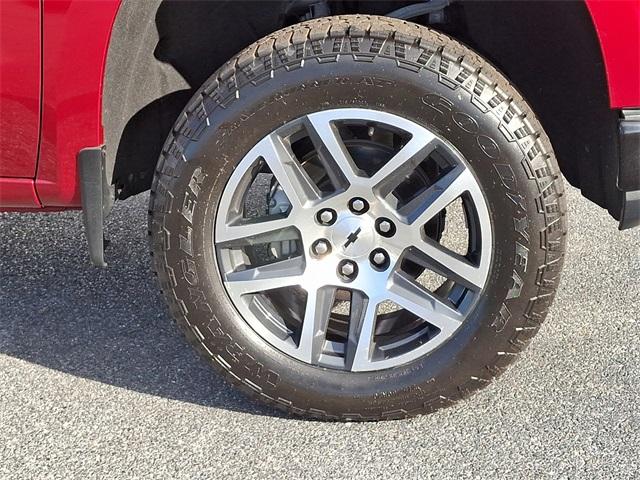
[149,15,567,420]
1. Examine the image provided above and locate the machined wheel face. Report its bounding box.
[214,108,492,372]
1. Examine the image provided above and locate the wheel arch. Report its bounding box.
[103,0,621,218]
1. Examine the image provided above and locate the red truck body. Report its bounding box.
[0,0,639,211]
[1,0,639,419]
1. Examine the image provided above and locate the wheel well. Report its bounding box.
[104,0,620,218]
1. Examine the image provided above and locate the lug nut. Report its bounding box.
[341,263,355,276]
[317,208,336,226]
[369,249,390,270]
[372,252,386,266]
[338,260,358,281]
[375,218,396,237]
[349,198,368,214]
[380,222,391,234]
[311,239,331,257]
[353,199,365,211]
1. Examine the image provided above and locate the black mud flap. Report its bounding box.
[618,110,640,230]
[78,146,115,267]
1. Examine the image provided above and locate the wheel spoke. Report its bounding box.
[258,134,322,209]
[408,239,487,291]
[370,133,437,195]
[305,111,362,184]
[223,256,305,295]
[388,271,463,335]
[297,286,336,364]
[400,165,474,226]
[345,291,379,371]
[216,217,297,247]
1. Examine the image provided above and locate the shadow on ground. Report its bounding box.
[0,196,281,417]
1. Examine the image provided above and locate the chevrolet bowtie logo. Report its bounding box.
[343,227,362,249]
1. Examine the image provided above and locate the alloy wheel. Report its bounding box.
[214,108,492,372]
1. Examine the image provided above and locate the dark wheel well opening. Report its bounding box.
[104,0,620,218]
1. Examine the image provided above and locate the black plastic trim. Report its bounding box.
[78,146,114,267]
[618,110,640,230]
[619,110,640,192]
[619,190,640,230]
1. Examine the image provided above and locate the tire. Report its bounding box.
[149,15,567,420]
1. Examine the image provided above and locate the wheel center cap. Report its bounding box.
[331,215,375,258]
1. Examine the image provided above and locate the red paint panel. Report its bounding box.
[0,177,41,209]
[586,0,640,108]
[35,0,121,207]
[0,0,41,178]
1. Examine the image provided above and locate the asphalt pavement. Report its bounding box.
[0,185,638,479]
